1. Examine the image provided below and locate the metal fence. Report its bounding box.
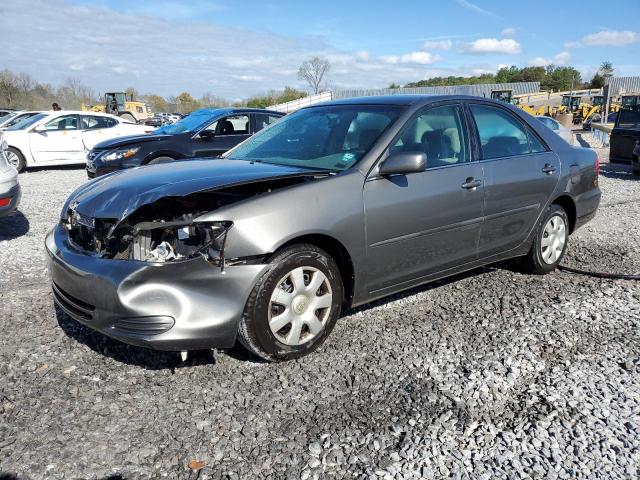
[333,82,540,99]
[605,76,640,96]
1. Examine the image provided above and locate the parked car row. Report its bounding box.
[46,95,601,360]
[87,107,283,177]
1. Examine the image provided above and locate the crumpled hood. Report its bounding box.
[93,133,173,150]
[64,159,313,221]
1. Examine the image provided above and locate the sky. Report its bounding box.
[2,0,640,100]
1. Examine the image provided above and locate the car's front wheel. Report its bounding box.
[523,204,569,274]
[5,147,26,172]
[238,244,343,361]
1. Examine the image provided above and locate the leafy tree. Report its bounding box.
[176,91,200,113]
[590,72,605,89]
[246,87,307,109]
[388,82,401,89]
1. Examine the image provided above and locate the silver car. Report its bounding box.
[46,96,601,360]
[0,136,21,217]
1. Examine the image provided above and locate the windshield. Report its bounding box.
[155,109,220,134]
[225,105,401,171]
[6,113,47,130]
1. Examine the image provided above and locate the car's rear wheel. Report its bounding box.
[522,205,569,274]
[238,244,343,361]
[5,147,25,172]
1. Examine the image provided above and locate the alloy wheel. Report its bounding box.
[268,266,333,346]
[5,150,19,169]
[540,215,567,264]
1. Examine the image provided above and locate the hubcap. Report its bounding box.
[5,151,19,169]
[541,215,567,265]
[268,266,333,346]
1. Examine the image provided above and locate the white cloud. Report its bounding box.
[564,41,581,49]
[501,27,516,37]
[422,39,452,50]
[382,52,442,65]
[528,51,571,67]
[455,0,501,19]
[462,38,521,54]
[582,30,639,46]
[565,30,640,48]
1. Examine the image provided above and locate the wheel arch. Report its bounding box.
[142,151,183,165]
[277,233,355,306]
[551,194,576,233]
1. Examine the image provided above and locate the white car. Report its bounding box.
[536,116,574,145]
[0,136,20,217]
[2,111,152,172]
[0,111,43,131]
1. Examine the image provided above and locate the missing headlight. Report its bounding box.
[130,220,232,266]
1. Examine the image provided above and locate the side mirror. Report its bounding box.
[199,130,215,141]
[379,151,427,176]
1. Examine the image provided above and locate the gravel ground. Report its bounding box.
[1,136,639,479]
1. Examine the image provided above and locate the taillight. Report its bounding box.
[595,155,600,175]
[0,197,10,207]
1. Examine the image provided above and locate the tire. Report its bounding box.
[148,156,175,165]
[238,244,343,361]
[118,112,136,123]
[6,147,26,172]
[522,205,570,274]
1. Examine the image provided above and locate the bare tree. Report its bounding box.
[297,56,330,94]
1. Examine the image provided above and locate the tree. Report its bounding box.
[590,72,605,89]
[176,91,200,114]
[298,57,330,94]
[388,82,401,89]
[125,86,139,101]
[246,87,307,109]
[144,94,169,113]
[600,61,614,78]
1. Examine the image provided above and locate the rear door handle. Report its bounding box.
[542,163,556,174]
[461,177,482,190]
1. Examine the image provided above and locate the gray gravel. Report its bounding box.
[1,140,639,479]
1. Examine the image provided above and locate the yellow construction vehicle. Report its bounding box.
[81,92,153,123]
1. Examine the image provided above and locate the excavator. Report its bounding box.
[82,92,153,124]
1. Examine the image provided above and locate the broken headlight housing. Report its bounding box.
[102,146,140,162]
[130,220,232,265]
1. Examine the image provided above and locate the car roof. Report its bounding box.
[307,94,507,108]
[190,107,283,116]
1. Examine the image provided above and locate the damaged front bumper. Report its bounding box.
[46,223,268,351]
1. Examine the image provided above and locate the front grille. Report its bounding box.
[52,282,95,320]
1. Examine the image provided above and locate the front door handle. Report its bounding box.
[461,177,482,190]
[542,163,556,174]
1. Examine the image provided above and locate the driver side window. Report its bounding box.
[391,105,468,168]
[44,115,78,131]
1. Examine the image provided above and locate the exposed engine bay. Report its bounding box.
[64,175,320,263]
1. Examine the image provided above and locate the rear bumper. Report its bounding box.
[574,187,601,230]
[46,224,268,351]
[0,183,21,217]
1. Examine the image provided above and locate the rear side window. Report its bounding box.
[81,115,117,130]
[538,116,559,131]
[254,113,282,132]
[470,105,532,159]
[391,105,468,168]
